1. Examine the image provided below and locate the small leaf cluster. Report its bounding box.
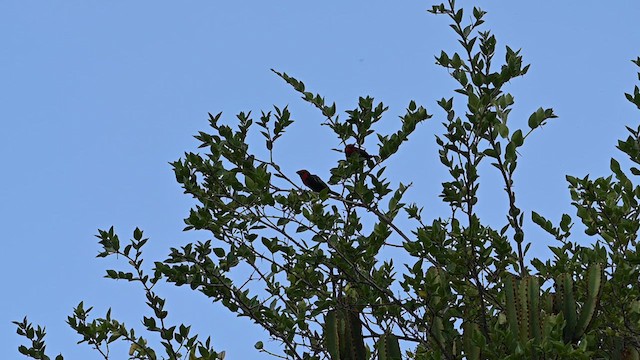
[15,228,222,360]
[13,318,63,360]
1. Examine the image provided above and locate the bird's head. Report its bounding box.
[296,169,309,178]
[345,144,356,155]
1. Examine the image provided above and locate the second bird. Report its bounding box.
[345,144,373,160]
[345,144,377,167]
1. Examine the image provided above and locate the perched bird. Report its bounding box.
[296,170,338,196]
[345,144,377,167]
[345,144,372,159]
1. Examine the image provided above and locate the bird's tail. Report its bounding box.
[367,155,381,168]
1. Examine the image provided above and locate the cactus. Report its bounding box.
[424,267,455,358]
[377,333,402,360]
[411,263,604,358]
[462,319,481,360]
[504,276,519,346]
[517,276,531,343]
[527,276,540,342]
[504,275,537,344]
[555,263,603,343]
[622,346,640,360]
[325,310,340,360]
[573,263,603,341]
[558,273,577,343]
[324,308,366,360]
[501,263,603,352]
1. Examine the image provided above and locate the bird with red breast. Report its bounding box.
[345,144,378,167]
[296,170,338,196]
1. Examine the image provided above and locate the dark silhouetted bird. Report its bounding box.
[296,170,338,196]
[345,144,377,167]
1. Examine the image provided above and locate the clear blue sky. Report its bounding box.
[2,1,640,358]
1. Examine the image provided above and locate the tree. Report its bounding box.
[15,1,640,359]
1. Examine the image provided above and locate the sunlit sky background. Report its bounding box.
[2,1,640,358]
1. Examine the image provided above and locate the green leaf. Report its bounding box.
[213,248,225,257]
[511,129,524,147]
[560,214,571,232]
[528,109,540,129]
